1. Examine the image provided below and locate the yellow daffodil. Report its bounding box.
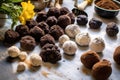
[19,0,35,25]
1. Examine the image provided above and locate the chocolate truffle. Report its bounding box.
[113,46,120,65]
[80,50,100,69]
[46,16,57,27]
[40,43,61,64]
[66,12,75,24]
[19,51,27,61]
[63,40,78,56]
[89,18,102,29]
[92,59,112,80]
[4,29,20,43]
[15,25,29,37]
[26,19,38,29]
[36,11,47,22]
[49,25,64,40]
[40,34,55,47]
[47,7,60,18]
[59,34,70,45]
[77,15,88,25]
[65,24,81,38]
[60,7,70,15]
[17,62,26,72]
[20,36,36,51]
[37,21,49,34]
[106,22,119,37]
[89,37,105,53]
[30,26,45,42]
[57,15,71,29]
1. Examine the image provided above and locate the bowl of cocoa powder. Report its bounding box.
[94,0,120,18]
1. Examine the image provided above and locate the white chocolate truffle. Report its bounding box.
[90,37,105,53]
[59,34,70,45]
[75,33,91,46]
[19,51,28,61]
[8,46,20,58]
[30,54,42,66]
[65,24,80,38]
[17,62,26,72]
[63,40,77,55]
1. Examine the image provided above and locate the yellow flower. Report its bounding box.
[19,1,35,24]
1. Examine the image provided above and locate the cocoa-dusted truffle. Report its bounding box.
[36,11,47,22]
[89,18,102,29]
[15,25,29,37]
[40,34,55,47]
[77,15,88,25]
[57,15,71,29]
[66,12,75,24]
[47,7,60,18]
[80,50,100,69]
[46,16,57,27]
[37,21,49,34]
[20,36,36,51]
[106,22,119,37]
[49,25,64,40]
[40,43,61,64]
[60,7,70,15]
[92,59,112,80]
[30,26,45,42]
[26,19,38,29]
[113,46,120,65]
[4,29,20,43]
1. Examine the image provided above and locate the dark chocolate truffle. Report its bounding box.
[40,43,61,64]
[26,19,38,29]
[66,12,75,24]
[40,34,55,47]
[57,15,71,29]
[113,46,120,65]
[49,25,64,40]
[37,21,49,34]
[36,11,47,22]
[15,25,29,37]
[30,26,45,42]
[77,15,88,25]
[20,36,36,51]
[89,18,102,29]
[46,16,57,27]
[4,29,20,43]
[92,59,112,80]
[60,7,70,15]
[80,50,100,69]
[106,22,119,37]
[47,7,60,18]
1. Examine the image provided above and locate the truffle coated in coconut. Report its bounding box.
[46,16,57,27]
[113,46,120,65]
[37,21,49,34]
[4,29,20,44]
[19,51,28,61]
[8,46,20,58]
[59,34,70,45]
[15,25,29,37]
[66,12,75,24]
[17,62,26,72]
[20,36,36,51]
[36,11,47,22]
[30,26,45,42]
[60,7,70,15]
[47,7,60,18]
[92,59,112,80]
[40,34,55,47]
[49,25,64,40]
[80,50,100,69]
[106,22,119,37]
[62,40,77,56]
[57,15,71,29]
[40,43,61,64]
[77,15,88,25]
[26,19,38,29]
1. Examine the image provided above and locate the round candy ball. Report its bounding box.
[77,15,88,25]
[19,51,28,61]
[17,62,26,72]
[59,34,70,45]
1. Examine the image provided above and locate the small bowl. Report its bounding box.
[94,0,120,18]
